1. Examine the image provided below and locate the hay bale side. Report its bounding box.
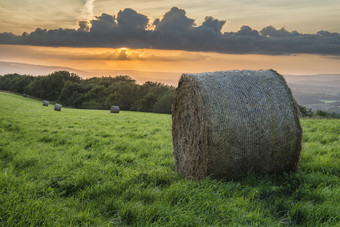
[172,69,302,180]
[43,100,49,106]
[54,104,62,111]
[110,106,120,113]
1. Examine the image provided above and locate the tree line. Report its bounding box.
[0,71,175,114]
[298,105,340,119]
[1,71,339,118]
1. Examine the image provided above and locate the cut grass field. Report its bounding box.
[0,91,339,226]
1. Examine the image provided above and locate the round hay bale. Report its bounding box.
[110,106,120,113]
[54,104,62,111]
[172,69,302,180]
[43,100,49,106]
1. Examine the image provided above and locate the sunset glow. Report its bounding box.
[0,1,339,85]
[1,44,340,85]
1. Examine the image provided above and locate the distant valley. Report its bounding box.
[285,74,340,113]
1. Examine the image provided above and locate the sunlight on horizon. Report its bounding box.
[1,44,340,85]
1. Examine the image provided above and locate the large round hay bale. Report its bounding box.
[110,106,120,113]
[172,69,302,180]
[43,100,49,106]
[54,104,62,111]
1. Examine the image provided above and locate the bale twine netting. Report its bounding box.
[54,104,62,111]
[43,100,49,106]
[110,106,120,113]
[172,69,302,180]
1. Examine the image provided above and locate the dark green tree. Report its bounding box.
[0,71,176,114]
[152,91,174,114]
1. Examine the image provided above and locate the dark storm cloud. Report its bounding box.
[154,7,195,32]
[0,7,340,56]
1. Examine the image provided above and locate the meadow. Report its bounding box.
[0,91,339,226]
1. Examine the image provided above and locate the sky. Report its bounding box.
[0,0,340,84]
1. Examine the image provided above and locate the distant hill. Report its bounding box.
[0,61,181,85]
[0,61,88,77]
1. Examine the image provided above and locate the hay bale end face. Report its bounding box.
[54,104,62,111]
[110,106,120,113]
[172,69,302,180]
[43,100,49,106]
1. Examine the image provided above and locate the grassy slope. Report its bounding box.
[0,91,339,226]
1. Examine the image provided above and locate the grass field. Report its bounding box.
[0,91,339,226]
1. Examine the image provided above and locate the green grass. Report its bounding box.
[0,91,339,226]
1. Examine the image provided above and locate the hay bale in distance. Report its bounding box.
[110,106,120,113]
[43,100,49,106]
[54,104,62,111]
[172,69,302,180]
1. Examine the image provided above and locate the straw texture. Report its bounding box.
[110,106,120,113]
[54,104,62,111]
[43,100,49,106]
[172,69,302,180]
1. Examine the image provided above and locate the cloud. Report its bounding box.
[78,21,91,32]
[202,16,226,33]
[90,13,117,33]
[154,7,195,32]
[117,8,149,31]
[80,0,95,21]
[0,7,340,56]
